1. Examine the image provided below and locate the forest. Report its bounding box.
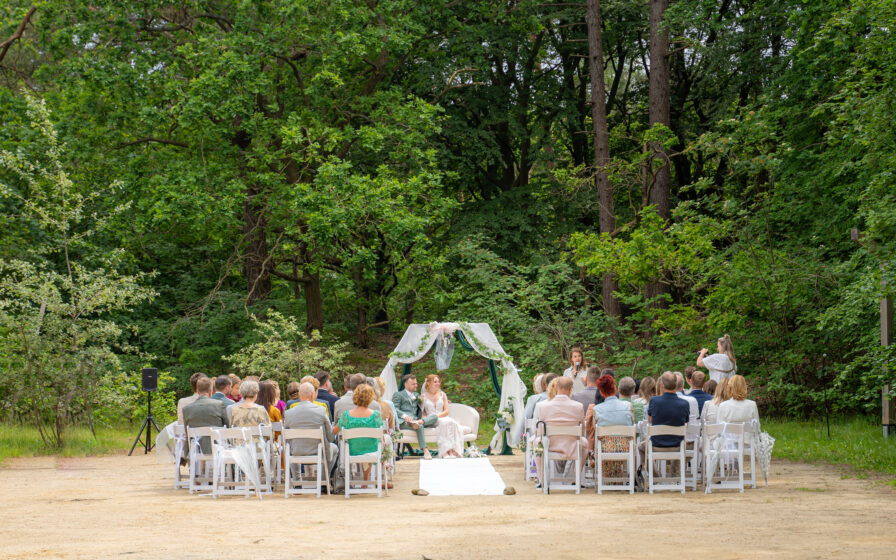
[0,1,894,445]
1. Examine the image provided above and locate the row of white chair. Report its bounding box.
[528,418,761,495]
[171,423,389,499]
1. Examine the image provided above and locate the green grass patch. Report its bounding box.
[0,423,139,464]
[763,416,896,483]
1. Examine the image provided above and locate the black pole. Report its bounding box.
[822,353,830,440]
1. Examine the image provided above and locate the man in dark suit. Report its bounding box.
[638,372,690,466]
[314,371,340,423]
[183,377,229,454]
[211,375,232,404]
[686,370,712,417]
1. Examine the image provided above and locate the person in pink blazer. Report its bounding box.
[533,377,587,485]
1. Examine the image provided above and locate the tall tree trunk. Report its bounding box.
[646,0,671,307]
[586,0,621,317]
[304,270,324,335]
[243,184,271,305]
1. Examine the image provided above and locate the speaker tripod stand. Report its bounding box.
[129,391,162,455]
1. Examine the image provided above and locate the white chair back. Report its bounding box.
[646,424,687,494]
[282,427,329,498]
[341,428,385,499]
[448,403,480,442]
[594,425,636,494]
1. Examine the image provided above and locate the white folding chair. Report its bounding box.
[186,426,215,494]
[684,422,702,491]
[703,422,745,493]
[341,428,385,498]
[595,425,636,494]
[646,425,687,494]
[172,424,188,490]
[742,420,760,488]
[210,427,262,499]
[541,423,583,495]
[282,427,331,498]
[524,419,536,481]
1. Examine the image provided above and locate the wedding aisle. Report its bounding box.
[418,457,506,496]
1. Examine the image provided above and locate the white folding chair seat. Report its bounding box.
[172,424,188,490]
[703,422,745,493]
[186,426,215,494]
[341,428,385,498]
[646,424,687,494]
[541,423,583,495]
[684,423,702,491]
[210,427,263,499]
[595,425,636,494]
[282,427,330,498]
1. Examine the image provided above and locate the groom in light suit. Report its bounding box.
[392,374,438,459]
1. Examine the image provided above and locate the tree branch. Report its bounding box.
[0,6,37,64]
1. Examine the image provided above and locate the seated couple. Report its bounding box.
[392,374,464,459]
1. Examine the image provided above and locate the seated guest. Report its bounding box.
[335,373,380,421]
[182,377,229,454]
[274,384,287,416]
[638,372,690,467]
[683,366,697,394]
[314,371,340,422]
[717,375,759,424]
[177,372,208,424]
[533,377,588,486]
[375,377,398,432]
[229,380,270,427]
[521,373,559,439]
[673,371,699,424]
[635,376,655,409]
[546,377,562,401]
[283,382,338,475]
[617,376,644,423]
[702,378,729,424]
[703,379,718,397]
[593,369,615,406]
[590,376,634,478]
[212,375,232,403]
[334,384,384,482]
[285,381,301,409]
[392,374,436,460]
[227,374,242,402]
[257,380,283,424]
[687,371,712,417]
[571,367,600,417]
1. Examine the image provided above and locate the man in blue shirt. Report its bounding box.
[639,372,690,466]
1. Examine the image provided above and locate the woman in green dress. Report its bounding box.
[334,384,383,483]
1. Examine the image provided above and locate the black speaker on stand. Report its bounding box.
[129,368,162,456]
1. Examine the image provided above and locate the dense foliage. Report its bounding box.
[1,1,894,441]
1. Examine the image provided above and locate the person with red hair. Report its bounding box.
[589,375,633,479]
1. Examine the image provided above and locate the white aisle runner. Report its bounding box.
[418,457,506,496]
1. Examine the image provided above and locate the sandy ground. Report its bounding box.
[0,452,894,559]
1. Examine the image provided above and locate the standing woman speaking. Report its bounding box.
[697,334,737,383]
[563,345,589,393]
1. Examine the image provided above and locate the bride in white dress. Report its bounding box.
[422,375,464,458]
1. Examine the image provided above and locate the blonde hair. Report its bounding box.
[353,384,375,408]
[717,334,737,372]
[638,377,656,402]
[713,378,730,405]
[727,375,748,401]
[547,378,560,400]
[423,374,441,393]
[300,375,320,390]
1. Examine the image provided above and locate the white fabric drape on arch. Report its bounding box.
[378,322,526,447]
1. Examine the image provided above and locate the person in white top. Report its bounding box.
[702,378,730,424]
[422,374,464,458]
[717,375,759,424]
[697,334,737,383]
[562,345,588,393]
